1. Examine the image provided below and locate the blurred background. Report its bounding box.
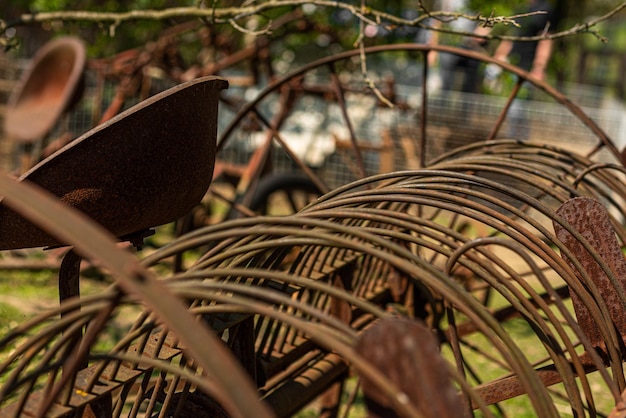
[2,0,626,158]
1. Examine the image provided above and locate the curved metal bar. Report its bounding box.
[445,237,619,403]
[487,77,524,141]
[327,61,368,180]
[573,162,626,188]
[309,177,626,325]
[142,192,600,414]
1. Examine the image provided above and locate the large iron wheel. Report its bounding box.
[213,43,622,219]
[248,172,322,216]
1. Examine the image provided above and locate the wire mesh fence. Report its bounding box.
[1,51,625,191]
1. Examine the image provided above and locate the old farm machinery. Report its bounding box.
[2,37,626,417]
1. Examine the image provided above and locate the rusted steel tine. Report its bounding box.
[328,62,368,180]
[453,285,570,338]
[553,197,626,353]
[487,78,523,141]
[0,330,183,416]
[261,352,350,418]
[0,171,272,417]
[473,354,602,408]
[419,51,428,168]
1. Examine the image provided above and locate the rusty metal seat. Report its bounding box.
[0,76,227,310]
[4,36,86,144]
[0,76,228,251]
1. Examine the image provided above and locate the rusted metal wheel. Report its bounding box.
[247,172,322,216]
[213,43,623,222]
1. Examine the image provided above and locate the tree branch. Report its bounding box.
[2,0,626,49]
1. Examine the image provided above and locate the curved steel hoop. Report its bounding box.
[136,142,626,416]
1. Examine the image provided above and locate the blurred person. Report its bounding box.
[427,0,492,129]
[492,0,557,80]
[488,0,559,140]
[428,0,491,94]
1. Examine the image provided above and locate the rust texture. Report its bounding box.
[554,197,626,351]
[355,317,462,418]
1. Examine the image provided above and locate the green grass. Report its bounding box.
[0,302,24,336]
